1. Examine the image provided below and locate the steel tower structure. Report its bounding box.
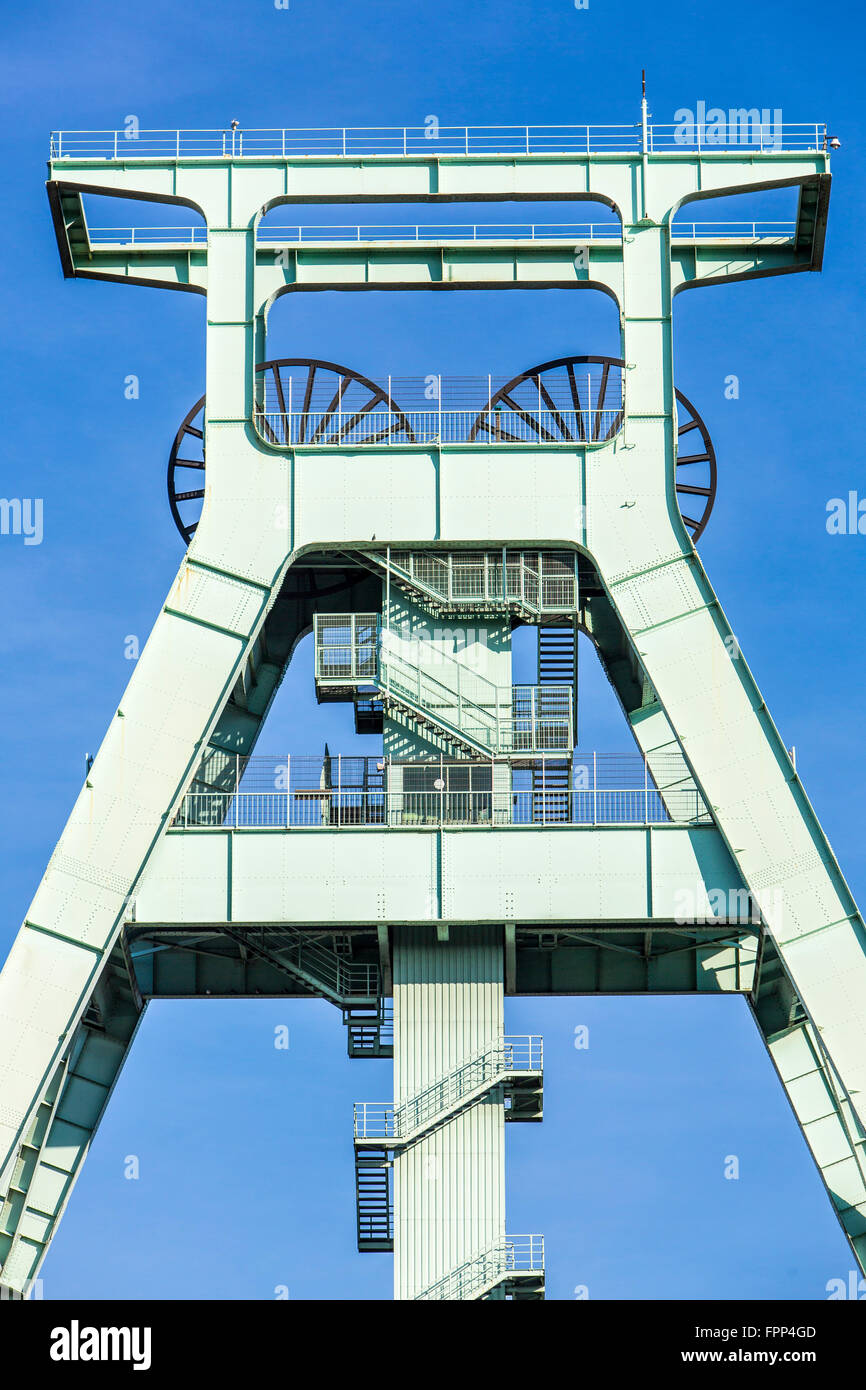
[1,109,864,1301]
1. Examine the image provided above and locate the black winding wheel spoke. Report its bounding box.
[468,354,717,543]
[167,396,206,544]
[469,355,622,447]
[673,392,717,542]
[168,358,417,545]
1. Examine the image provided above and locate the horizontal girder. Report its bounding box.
[134,823,749,928]
[126,921,760,998]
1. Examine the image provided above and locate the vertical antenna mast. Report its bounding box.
[640,69,650,214]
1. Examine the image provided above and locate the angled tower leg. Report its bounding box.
[0,555,287,1291]
[583,216,866,1270]
[0,214,296,1294]
[0,940,144,1292]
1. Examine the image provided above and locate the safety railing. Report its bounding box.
[380,654,572,756]
[254,365,622,450]
[510,687,573,754]
[375,547,578,614]
[49,123,827,160]
[670,220,797,240]
[194,750,695,790]
[86,226,208,245]
[355,1035,542,1141]
[312,616,572,754]
[374,549,577,614]
[255,406,622,447]
[253,925,379,1000]
[378,645,504,752]
[345,1000,394,1055]
[84,220,797,247]
[313,613,378,682]
[173,786,710,829]
[647,122,825,152]
[176,751,710,827]
[259,221,620,242]
[416,1234,545,1301]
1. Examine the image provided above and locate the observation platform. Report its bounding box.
[124,749,758,1006]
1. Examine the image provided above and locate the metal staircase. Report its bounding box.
[353,548,577,620]
[531,757,571,823]
[355,1148,393,1252]
[415,1235,545,1301]
[538,622,577,701]
[343,1000,394,1058]
[219,923,379,1007]
[377,645,503,756]
[314,614,573,756]
[352,1036,543,1255]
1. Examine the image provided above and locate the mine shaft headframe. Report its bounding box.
[168,358,417,544]
[467,355,717,543]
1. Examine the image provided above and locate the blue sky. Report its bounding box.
[1,0,864,1300]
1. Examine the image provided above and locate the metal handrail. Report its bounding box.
[312,617,572,754]
[355,1034,542,1140]
[670,220,797,240]
[85,220,797,247]
[372,549,577,615]
[218,750,694,788]
[261,925,378,998]
[378,650,573,756]
[175,750,711,829]
[255,407,623,447]
[377,644,502,752]
[416,1234,545,1301]
[49,123,827,160]
[175,786,711,829]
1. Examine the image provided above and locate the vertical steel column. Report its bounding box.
[392,925,505,1300]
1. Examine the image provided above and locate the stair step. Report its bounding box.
[355,1148,393,1251]
[538,626,576,690]
[354,694,384,735]
[344,1001,394,1058]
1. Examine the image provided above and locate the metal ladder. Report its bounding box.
[538,622,577,687]
[354,1148,393,1252]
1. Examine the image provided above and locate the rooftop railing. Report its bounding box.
[84,220,797,247]
[670,220,797,241]
[50,123,827,160]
